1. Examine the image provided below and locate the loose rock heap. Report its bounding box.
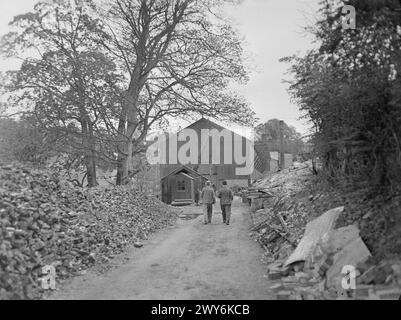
[247,163,401,300]
[264,208,401,300]
[0,163,177,300]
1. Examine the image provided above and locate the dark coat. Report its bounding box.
[217,186,234,205]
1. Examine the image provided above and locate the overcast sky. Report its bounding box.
[0,0,320,135]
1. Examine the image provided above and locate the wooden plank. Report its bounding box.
[326,237,371,289]
[328,225,360,253]
[277,212,289,234]
[270,224,296,247]
[250,219,269,232]
[284,207,344,267]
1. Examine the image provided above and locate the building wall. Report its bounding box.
[258,139,302,155]
[270,159,279,173]
[172,172,193,201]
[161,163,259,190]
[161,170,207,204]
[284,153,293,169]
[269,152,293,172]
[159,119,262,180]
[226,179,249,188]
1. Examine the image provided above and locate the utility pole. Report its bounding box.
[279,120,285,170]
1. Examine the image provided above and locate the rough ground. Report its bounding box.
[49,198,273,300]
[0,163,177,300]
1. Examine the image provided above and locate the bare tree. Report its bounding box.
[100,0,255,185]
[1,0,123,187]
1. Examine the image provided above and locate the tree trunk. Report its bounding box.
[325,149,338,178]
[116,95,128,186]
[125,106,137,178]
[81,120,98,187]
[116,91,139,185]
[85,153,97,187]
[116,127,127,185]
[116,155,125,185]
[115,35,148,185]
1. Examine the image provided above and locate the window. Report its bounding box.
[177,180,186,191]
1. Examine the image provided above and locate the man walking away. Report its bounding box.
[201,181,215,224]
[217,181,234,225]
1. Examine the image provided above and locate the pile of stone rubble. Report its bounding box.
[246,163,401,300]
[264,207,401,300]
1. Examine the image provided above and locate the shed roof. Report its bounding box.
[178,172,195,180]
[161,165,207,181]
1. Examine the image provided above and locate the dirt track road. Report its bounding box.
[50,198,273,300]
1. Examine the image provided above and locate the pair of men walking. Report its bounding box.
[201,181,234,225]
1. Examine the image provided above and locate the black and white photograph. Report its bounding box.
[0,0,401,306]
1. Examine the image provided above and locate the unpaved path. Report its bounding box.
[50,198,273,300]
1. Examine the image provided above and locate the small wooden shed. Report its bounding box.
[161,165,208,205]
